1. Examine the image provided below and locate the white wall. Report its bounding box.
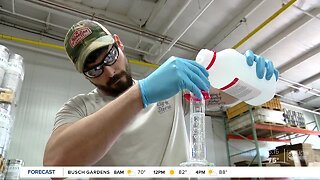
[207,117,229,166]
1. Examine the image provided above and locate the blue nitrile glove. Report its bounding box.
[244,50,279,81]
[138,56,210,108]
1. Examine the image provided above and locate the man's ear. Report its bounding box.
[113,34,124,51]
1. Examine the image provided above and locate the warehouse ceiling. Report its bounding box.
[0,0,320,112]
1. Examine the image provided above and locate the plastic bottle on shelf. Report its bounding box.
[0,45,10,86]
[2,53,24,94]
[196,49,277,106]
[0,102,11,157]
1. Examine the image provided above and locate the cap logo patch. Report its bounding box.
[69,27,92,48]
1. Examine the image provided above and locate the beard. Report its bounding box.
[93,68,133,97]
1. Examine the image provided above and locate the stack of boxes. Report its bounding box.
[268,143,319,166]
[226,98,308,135]
[226,98,283,120]
[283,108,306,129]
[226,98,286,136]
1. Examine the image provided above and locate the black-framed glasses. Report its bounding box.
[83,43,119,78]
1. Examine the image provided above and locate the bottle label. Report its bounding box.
[0,52,9,69]
[220,78,261,101]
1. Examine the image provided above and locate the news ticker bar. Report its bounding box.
[19,166,320,178]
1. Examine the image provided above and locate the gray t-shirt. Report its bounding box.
[54,89,189,166]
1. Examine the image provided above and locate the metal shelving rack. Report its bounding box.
[224,105,320,167]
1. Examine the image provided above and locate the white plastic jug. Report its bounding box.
[196,49,277,106]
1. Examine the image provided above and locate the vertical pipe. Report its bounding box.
[249,105,262,166]
[12,0,15,13]
[314,114,320,131]
[224,118,232,166]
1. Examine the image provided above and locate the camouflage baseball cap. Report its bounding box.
[64,19,114,72]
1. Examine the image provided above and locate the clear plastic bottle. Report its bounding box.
[196,49,277,106]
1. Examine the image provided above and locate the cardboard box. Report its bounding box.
[228,108,286,133]
[269,143,314,166]
[226,98,282,119]
[275,143,312,152]
[313,149,320,162]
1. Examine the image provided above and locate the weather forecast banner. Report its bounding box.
[18,166,320,178]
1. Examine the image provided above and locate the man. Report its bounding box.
[43,20,278,167]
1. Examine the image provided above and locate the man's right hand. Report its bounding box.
[138,56,210,108]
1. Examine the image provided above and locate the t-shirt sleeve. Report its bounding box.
[53,95,87,131]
